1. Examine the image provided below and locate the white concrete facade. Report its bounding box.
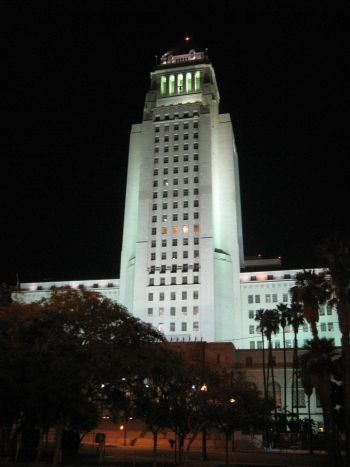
[119,46,243,342]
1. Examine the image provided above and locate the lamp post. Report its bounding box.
[200,383,208,461]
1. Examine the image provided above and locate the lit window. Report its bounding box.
[186,72,192,92]
[193,225,200,233]
[182,322,187,331]
[162,215,168,222]
[177,73,183,93]
[162,227,167,234]
[169,75,175,95]
[183,225,189,233]
[194,71,200,91]
[172,226,179,234]
[159,306,164,315]
[160,76,167,96]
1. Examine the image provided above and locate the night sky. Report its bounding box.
[2,1,349,284]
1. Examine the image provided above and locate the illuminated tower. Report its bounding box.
[120,38,244,342]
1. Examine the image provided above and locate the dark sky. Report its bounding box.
[2,0,349,284]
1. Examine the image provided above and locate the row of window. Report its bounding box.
[151,250,199,260]
[152,213,199,222]
[149,263,200,274]
[151,225,200,235]
[155,133,198,143]
[154,188,199,198]
[155,122,198,133]
[149,276,199,286]
[154,154,199,164]
[151,238,199,247]
[249,322,334,337]
[154,165,199,175]
[148,290,199,301]
[153,200,199,210]
[154,143,199,153]
[154,111,199,122]
[147,305,199,316]
[249,337,335,350]
[160,72,201,96]
[248,293,289,304]
[153,177,199,188]
[158,321,199,333]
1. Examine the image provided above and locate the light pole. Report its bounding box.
[200,383,208,461]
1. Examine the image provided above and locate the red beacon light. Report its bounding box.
[184,36,191,42]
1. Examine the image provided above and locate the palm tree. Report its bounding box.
[276,303,291,419]
[255,309,280,423]
[299,338,339,463]
[316,235,350,462]
[288,302,304,421]
[290,270,331,340]
[255,309,268,401]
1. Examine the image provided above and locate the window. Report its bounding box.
[283,293,288,302]
[327,304,333,315]
[154,137,159,144]
[155,126,160,133]
[151,253,156,260]
[193,322,199,332]
[161,227,167,234]
[321,323,326,332]
[173,190,178,197]
[255,295,260,304]
[163,179,169,186]
[183,264,188,272]
[183,225,189,234]
[171,277,176,285]
[169,75,175,95]
[184,177,189,184]
[163,191,168,198]
[151,240,156,247]
[161,252,166,260]
[174,135,179,142]
[249,310,254,319]
[148,293,153,301]
[162,239,167,247]
[194,165,198,172]
[172,239,177,246]
[184,154,189,162]
[183,144,189,151]
[177,73,183,93]
[183,122,189,129]
[149,278,154,286]
[194,237,199,245]
[194,71,200,91]
[194,250,199,258]
[173,202,178,209]
[272,294,278,303]
[164,156,168,164]
[173,214,178,221]
[249,325,255,335]
[153,181,158,187]
[159,292,164,301]
[265,294,271,303]
[150,266,155,274]
[193,276,199,284]
[319,307,325,316]
[164,135,169,142]
[147,307,153,316]
[158,323,164,333]
[182,291,187,300]
[154,168,158,176]
[183,134,188,141]
[181,322,187,331]
[162,215,168,222]
[171,292,176,300]
[193,306,199,315]
[152,216,157,223]
[183,238,188,246]
[183,189,189,196]
[154,147,159,153]
[194,212,199,219]
[153,192,158,199]
[275,341,281,348]
[328,322,334,331]
[183,213,189,221]
[154,157,159,164]
[194,153,198,160]
[170,322,175,332]
[160,278,165,286]
[193,263,199,272]
[182,306,187,315]
[248,295,253,304]
[172,226,179,235]
[159,307,165,316]
[172,251,177,259]
[164,146,169,153]
[257,341,263,349]
[160,265,166,273]
[186,72,192,92]
[194,200,199,207]
[193,291,199,299]
[250,341,255,349]
[194,143,198,150]
[170,307,176,316]
[151,228,157,235]
[194,188,199,195]
[173,167,178,174]
[163,168,168,175]
[174,124,179,130]
[171,264,177,273]
[152,204,157,211]
[182,276,187,284]
[160,76,167,96]
[184,165,188,172]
